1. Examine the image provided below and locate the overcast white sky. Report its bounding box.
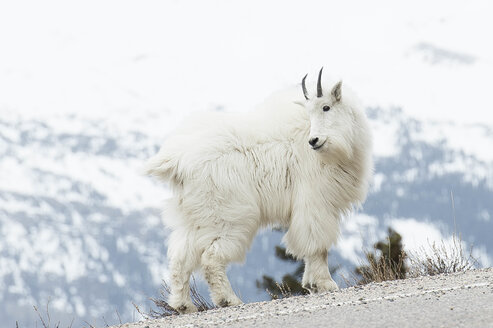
[1,0,492,124]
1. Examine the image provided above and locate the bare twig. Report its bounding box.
[102,316,110,327]
[83,321,97,328]
[132,302,150,321]
[33,305,49,328]
[116,310,122,325]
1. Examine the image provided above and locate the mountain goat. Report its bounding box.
[146,68,373,313]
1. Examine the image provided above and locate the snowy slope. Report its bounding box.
[1,0,493,326]
[1,107,492,327]
[0,112,167,325]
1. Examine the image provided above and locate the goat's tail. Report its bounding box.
[143,150,182,186]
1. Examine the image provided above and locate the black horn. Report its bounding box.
[317,67,323,97]
[302,74,309,100]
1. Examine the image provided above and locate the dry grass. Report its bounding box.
[352,191,477,284]
[406,193,478,276]
[347,226,477,286]
[356,249,408,285]
[33,302,61,328]
[18,300,125,328]
[408,233,477,277]
[351,228,408,285]
[134,276,215,319]
[264,281,295,300]
[20,299,75,328]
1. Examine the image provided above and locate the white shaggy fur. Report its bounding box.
[146,75,373,313]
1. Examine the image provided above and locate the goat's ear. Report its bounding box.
[331,81,342,101]
[293,101,305,108]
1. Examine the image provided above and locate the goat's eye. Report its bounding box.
[323,105,331,112]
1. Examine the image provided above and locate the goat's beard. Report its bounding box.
[317,140,353,164]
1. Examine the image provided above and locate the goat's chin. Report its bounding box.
[318,144,353,164]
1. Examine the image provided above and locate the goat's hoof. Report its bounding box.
[303,280,338,294]
[317,280,339,293]
[302,283,318,294]
[175,303,198,314]
[218,299,231,307]
[217,296,243,308]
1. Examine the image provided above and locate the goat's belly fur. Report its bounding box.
[161,142,299,261]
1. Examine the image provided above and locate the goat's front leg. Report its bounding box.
[302,250,338,293]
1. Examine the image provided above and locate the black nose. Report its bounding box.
[308,137,319,147]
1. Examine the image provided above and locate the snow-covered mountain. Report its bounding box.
[1,106,492,327]
[0,111,166,325]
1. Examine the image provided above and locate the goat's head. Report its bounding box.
[298,67,355,162]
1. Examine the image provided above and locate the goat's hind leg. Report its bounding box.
[201,238,243,308]
[167,231,199,313]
